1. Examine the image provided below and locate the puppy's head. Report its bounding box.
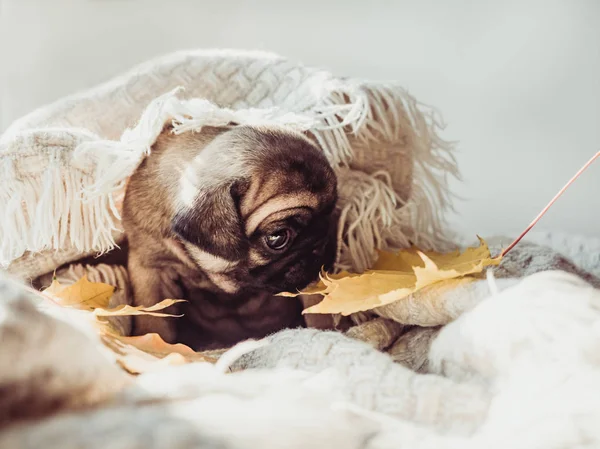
[171,126,338,294]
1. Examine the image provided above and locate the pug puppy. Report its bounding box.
[122,125,338,350]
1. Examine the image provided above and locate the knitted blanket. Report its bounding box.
[3,49,600,447]
[2,233,600,448]
[1,49,457,282]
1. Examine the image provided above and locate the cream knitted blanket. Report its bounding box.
[0,49,457,282]
[2,234,600,448]
[4,49,600,447]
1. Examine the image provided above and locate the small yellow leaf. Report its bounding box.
[372,247,426,272]
[303,271,416,315]
[116,333,206,359]
[102,332,219,374]
[43,275,115,311]
[118,350,189,374]
[93,299,186,317]
[36,274,217,375]
[298,238,502,316]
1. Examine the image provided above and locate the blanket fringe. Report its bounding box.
[317,82,458,271]
[74,89,323,202]
[2,77,458,273]
[0,134,122,266]
[73,87,184,202]
[400,88,460,249]
[335,169,409,272]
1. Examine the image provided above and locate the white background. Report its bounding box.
[1,0,599,238]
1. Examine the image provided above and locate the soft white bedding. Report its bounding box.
[1,231,600,449]
[2,45,599,448]
[521,229,600,276]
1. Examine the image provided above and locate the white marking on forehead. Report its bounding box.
[245,193,319,235]
[186,245,239,273]
[178,163,203,208]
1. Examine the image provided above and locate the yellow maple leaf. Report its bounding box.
[115,333,214,362]
[93,303,219,374]
[39,275,219,374]
[294,237,501,316]
[43,275,115,310]
[100,332,220,374]
[93,299,186,317]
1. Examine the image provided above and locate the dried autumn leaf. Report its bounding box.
[117,348,189,374]
[303,271,415,315]
[43,275,115,310]
[412,239,501,289]
[93,299,185,317]
[117,334,216,362]
[102,332,219,374]
[93,313,220,374]
[298,238,502,316]
[39,274,219,374]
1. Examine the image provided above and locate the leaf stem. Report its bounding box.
[501,150,600,257]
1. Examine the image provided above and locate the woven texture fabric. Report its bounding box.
[1,49,458,280]
[3,238,600,447]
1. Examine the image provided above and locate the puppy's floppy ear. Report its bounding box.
[172,181,249,260]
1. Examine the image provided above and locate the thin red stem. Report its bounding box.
[501,150,600,257]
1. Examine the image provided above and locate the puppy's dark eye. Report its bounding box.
[265,229,292,251]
